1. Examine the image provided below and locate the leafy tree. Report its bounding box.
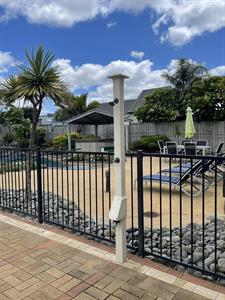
[2,46,67,147]
[22,107,34,122]
[54,108,72,122]
[0,111,5,124]
[3,107,25,129]
[162,58,208,103]
[134,88,178,122]
[54,93,99,121]
[0,89,5,107]
[186,76,225,121]
[2,46,67,200]
[12,119,31,148]
[36,127,46,146]
[12,123,46,148]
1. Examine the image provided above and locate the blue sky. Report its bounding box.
[0,0,225,114]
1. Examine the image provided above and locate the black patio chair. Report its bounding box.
[184,142,196,156]
[196,140,207,146]
[166,142,177,155]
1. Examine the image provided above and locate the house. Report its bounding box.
[65,99,136,127]
[127,87,170,122]
[64,88,166,151]
[65,86,167,128]
[38,113,55,125]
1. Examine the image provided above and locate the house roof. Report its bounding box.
[66,99,135,125]
[128,86,170,114]
[65,86,171,125]
[96,99,136,115]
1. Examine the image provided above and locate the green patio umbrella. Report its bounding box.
[185,106,196,139]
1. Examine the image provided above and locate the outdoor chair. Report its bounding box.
[184,142,196,156]
[165,149,225,175]
[134,160,212,197]
[157,140,164,154]
[196,140,207,146]
[161,158,221,182]
[213,142,224,155]
[166,142,177,155]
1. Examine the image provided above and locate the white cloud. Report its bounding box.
[0,0,110,27]
[210,65,225,76]
[0,51,17,73]
[52,58,168,102]
[0,1,224,45]
[130,51,144,61]
[106,21,117,28]
[53,57,225,103]
[160,0,225,46]
[110,0,225,46]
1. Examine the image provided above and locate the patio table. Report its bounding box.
[163,145,211,156]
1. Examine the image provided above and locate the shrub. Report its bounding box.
[12,119,31,148]
[42,140,53,149]
[36,127,46,147]
[52,134,68,149]
[2,132,14,145]
[130,135,169,153]
[70,131,80,139]
[80,134,96,140]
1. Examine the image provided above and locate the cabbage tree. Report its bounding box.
[3,46,67,147]
[162,58,208,102]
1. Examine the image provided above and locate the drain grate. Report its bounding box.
[143,211,159,218]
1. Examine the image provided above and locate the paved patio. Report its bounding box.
[0,212,224,300]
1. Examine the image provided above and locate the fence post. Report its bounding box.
[105,170,110,192]
[223,172,225,198]
[137,150,144,257]
[36,147,43,224]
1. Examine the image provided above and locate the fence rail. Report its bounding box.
[0,147,225,280]
[136,151,225,279]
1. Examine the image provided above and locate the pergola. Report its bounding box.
[65,108,114,150]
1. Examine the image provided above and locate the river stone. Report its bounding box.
[209,264,215,272]
[193,252,203,264]
[205,256,215,267]
[220,252,225,258]
[183,232,199,243]
[174,248,188,259]
[153,233,158,240]
[217,240,225,250]
[218,258,225,272]
[172,236,180,242]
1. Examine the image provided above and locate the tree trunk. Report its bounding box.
[25,105,42,203]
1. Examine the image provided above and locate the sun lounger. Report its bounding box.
[135,160,212,197]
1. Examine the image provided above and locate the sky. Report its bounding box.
[0,0,225,114]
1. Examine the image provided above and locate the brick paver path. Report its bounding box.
[0,219,222,299]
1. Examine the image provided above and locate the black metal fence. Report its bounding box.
[0,147,115,243]
[136,150,225,280]
[0,147,225,279]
